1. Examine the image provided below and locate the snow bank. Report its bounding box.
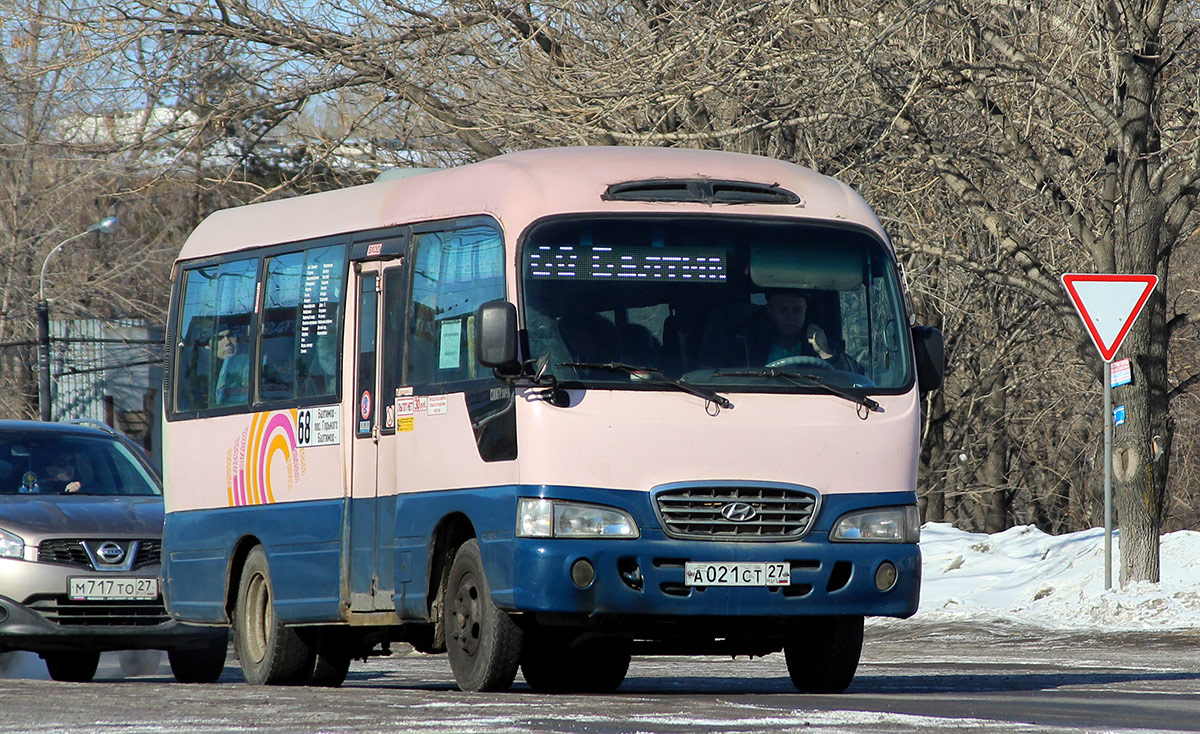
[911,522,1200,630]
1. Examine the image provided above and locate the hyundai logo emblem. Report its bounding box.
[96,542,126,564]
[720,502,758,522]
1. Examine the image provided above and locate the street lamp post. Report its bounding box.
[36,217,120,421]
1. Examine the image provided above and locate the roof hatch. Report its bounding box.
[601,178,802,205]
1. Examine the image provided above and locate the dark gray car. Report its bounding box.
[0,420,227,682]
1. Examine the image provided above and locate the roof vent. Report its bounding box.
[602,178,801,205]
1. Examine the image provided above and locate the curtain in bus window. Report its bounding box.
[173,258,257,411]
[258,245,345,402]
[407,225,504,386]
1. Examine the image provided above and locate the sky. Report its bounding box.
[4,522,1199,680]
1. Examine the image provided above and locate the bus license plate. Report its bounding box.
[68,577,159,601]
[684,562,790,587]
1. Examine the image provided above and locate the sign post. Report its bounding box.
[1061,274,1157,590]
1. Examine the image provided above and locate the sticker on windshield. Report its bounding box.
[439,321,463,369]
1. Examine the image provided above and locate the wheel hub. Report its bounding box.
[450,572,482,657]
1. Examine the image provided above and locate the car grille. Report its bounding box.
[654,485,818,540]
[37,539,161,569]
[24,595,169,627]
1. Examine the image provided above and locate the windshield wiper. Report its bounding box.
[559,361,734,410]
[715,368,881,413]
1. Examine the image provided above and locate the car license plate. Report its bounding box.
[684,562,790,586]
[68,577,159,601]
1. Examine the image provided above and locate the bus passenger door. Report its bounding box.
[347,254,405,613]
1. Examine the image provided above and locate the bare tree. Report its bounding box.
[837,0,1200,582]
[95,0,1200,584]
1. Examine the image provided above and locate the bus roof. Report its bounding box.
[175,147,886,262]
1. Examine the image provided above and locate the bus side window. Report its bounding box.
[258,245,345,403]
[259,251,304,402]
[173,258,257,412]
[406,225,504,387]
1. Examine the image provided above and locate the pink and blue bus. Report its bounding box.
[161,146,943,693]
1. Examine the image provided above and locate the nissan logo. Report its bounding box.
[720,502,758,522]
[96,542,126,564]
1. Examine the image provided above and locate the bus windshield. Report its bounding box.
[521,216,912,393]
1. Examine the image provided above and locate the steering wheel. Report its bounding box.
[765,355,830,370]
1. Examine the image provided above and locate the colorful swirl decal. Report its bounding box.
[228,409,301,507]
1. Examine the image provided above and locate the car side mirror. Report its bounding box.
[912,326,944,394]
[476,300,520,373]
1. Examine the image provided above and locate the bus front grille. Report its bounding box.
[654,486,818,540]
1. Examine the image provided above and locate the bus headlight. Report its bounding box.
[0,528,25,559]
[830,506,920,543]
[517,499,639,539]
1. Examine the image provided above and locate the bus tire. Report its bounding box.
[233,546,316,685]
[169,633,228,683]
[521,636,630,693]
[43,651,99,682]
[784,615,864,693]
[444,538,522,692]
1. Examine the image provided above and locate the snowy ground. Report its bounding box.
[4,523,1199,681]
[905,522,1200,631]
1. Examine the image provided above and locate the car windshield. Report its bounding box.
[522,215,912,394]
[0,432,161,496]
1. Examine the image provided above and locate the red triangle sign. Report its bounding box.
[1061,274,1158,362]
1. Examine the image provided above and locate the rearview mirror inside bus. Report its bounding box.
[476,299,520,371]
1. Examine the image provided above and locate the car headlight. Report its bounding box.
[517,498,639,538]
[0,528,25,559]
[830,506,921,543]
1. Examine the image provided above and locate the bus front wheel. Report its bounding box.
[784,615,864,693]
[233,546,316,685]
[443,538,522,692]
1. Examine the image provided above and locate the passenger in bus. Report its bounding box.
[214,325,250,405]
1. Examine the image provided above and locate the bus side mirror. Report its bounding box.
[477,300,520,372]
[912,326,944,394]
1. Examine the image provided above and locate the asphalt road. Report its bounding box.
[2,620,1199,733]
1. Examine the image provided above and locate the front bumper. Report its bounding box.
[0,557,225,655]
[503,533,920,620]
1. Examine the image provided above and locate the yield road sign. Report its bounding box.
[1061,273,1158,362]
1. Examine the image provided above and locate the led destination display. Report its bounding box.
[528,244,727,282]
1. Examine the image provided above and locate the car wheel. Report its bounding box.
[233,545,315,685]
[443,538,522,692]
[169,632,229,683]
[784,615,864,693]
[43,651,100,682]
[521,634,630,693]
